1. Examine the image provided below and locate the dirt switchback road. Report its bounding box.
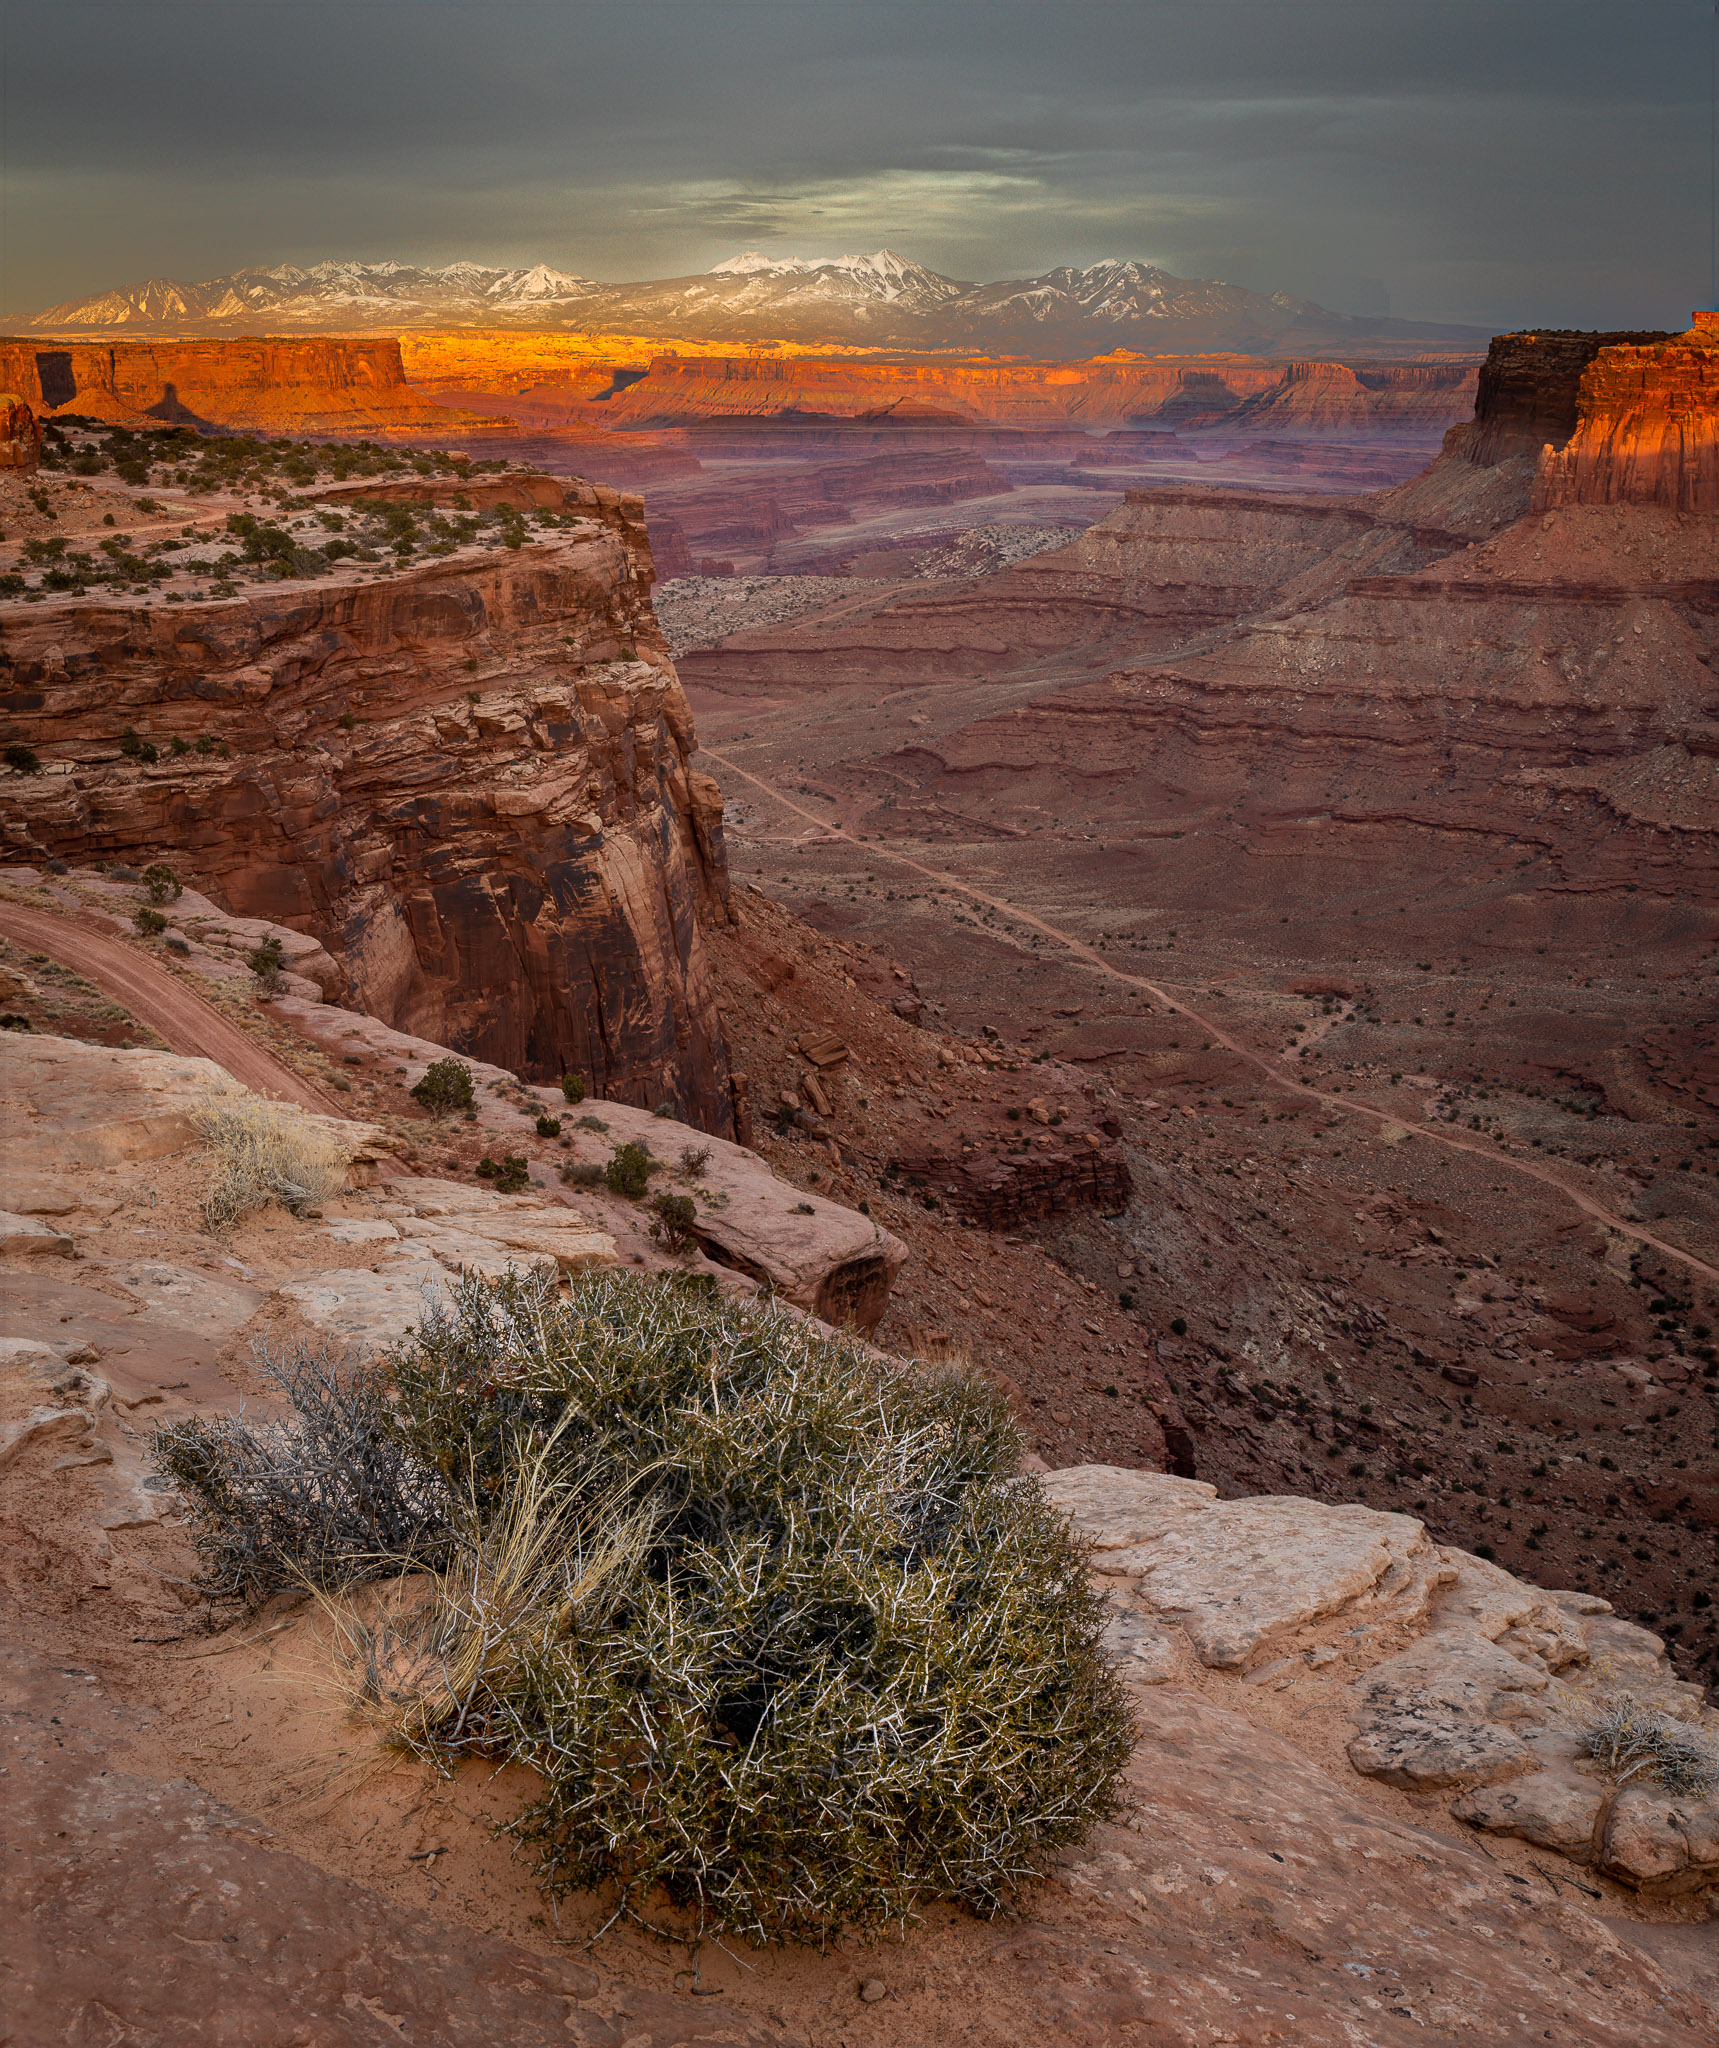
[0,902,345,1117]
[700,745,1719,1290]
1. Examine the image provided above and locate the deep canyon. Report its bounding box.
[3,309,1717,2035]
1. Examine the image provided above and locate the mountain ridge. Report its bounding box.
[24,252,1489,359]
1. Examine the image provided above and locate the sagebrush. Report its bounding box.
[152,1268,1132,1946]
[151,1342,452,1604]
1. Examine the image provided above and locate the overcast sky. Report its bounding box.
[3,0,1713,329]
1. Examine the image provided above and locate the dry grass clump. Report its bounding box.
[1578,1690,1719,1795]
[193,1087,353,1227]
[153,1268,1132,1946]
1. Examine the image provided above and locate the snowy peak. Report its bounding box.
[705,248,966,306]
[26,251,1486,355]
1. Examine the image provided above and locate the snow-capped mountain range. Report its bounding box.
[25,252,1484,356]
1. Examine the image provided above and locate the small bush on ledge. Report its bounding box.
[411,1057,475,1116]
[602,1140,655,1199]
[152,1269,1130,1947]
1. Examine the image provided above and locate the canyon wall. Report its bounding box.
[0,481,736,1128]
[0,336,506,437]
[682,323,1718,889]
[583,351,1479,433]
[1534,317,1719,514]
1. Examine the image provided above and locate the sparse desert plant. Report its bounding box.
[4,743,40,774]
[648,1191,698,1252]
[1577,1691,1719,1795]
[603,1140,655,1199]
[142,860,182,902]
[246,933,286,996]
[560,1158,604,1188]
[410,1056,475,1116]
[193,1087,353,1228]
[476,1153,531,1193]
[678,1143,712,1179]
[150,1340,453,1606]
[559,1071,587,1103]
[132,906,168,936]
[371,1269,1132,1944]
[535,1114,562,1138]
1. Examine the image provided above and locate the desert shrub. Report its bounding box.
[1578,1692,1719,1795]
[165,935,190,956]
[560,1071,586,1104]
[411,1056,475,1115]
[4,743,40,774]
[246,934,286,995]
[476,1153,531,1193]
[142,860,182,902]
[560,1158,604,1188]
[603,1141,655,1200]
[376,1270,1132,1944]
[648,1191,698,1251]
[679,1143,712,1179]
[193,1087,353,1228]
[133,906,168,936]
[536,1115,562,1138]
[150,1341,452,1606]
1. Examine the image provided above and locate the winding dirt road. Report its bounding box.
[701,746,1719,1288]
[0,902,344,1118]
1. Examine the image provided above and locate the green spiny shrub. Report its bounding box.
[142,860,182,903]
[559,1071,586,1104]
[387,1271,1132,1943]
[133,906,168,936]
[152,1269,1132,1946]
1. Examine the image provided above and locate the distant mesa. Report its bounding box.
[26,250,1491,359]
[0,335,510,438]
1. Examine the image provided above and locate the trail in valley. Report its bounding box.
[700,745,1719,1287]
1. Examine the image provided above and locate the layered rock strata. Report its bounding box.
[685,323,1718,889]
[588,350,1479,433]
[0,480,738,1128]
[0,336,503,436]
[1534,317,1719,513]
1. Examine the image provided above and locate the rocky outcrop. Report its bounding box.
[0,336,505,436]
[1534,318,1719,513]
[0,481,739,1128]
[1049,1465,1719,1902]
[0,393,40,472]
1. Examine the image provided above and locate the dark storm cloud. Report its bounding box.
[3,0,1711,328]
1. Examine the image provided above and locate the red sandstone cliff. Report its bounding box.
[0,336,507,437]
[0,478,736,1128]
[586,352,1477,433]
[1534,319,1719,514]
